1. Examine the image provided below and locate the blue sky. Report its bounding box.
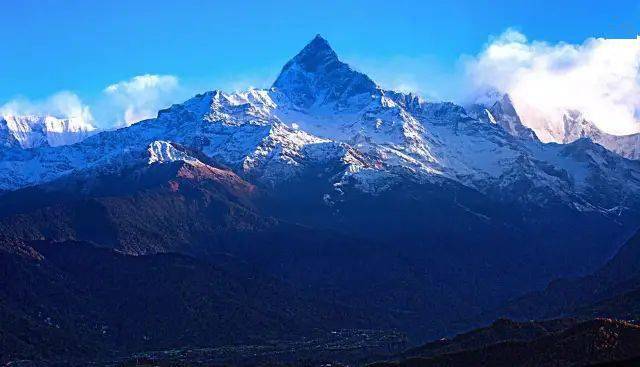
[1,0,639,128]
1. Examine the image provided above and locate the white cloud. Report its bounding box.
[100,74,181,127]
[0,91,94,125]
[0,75,185,129]
[465,29,640,141]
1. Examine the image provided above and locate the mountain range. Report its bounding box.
[3,35,640,366]
[3,35,640,205]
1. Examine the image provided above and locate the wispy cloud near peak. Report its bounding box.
[101,74,181,127]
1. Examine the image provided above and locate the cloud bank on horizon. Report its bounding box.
[1,30,639,139]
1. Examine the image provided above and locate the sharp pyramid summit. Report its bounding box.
[272,35,379,110]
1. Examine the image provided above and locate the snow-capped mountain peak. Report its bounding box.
[467,93,539,141]
[0,114,97,149]
[559,110,640,160]
[280,34,339,74]
[469,91,640,160]
[272,35,379,110]
[562,110,609,143]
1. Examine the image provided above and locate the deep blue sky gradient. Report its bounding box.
[1,0,638,102]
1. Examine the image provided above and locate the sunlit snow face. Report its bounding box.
[467,30,640,140]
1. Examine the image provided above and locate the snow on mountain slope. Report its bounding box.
[0,115,97,149]
[1,35,640,215]
[147,140,202,166]
[467,93,539,141]
[471,92,640,160]
[560,110,640,160]
[272,34,379,111]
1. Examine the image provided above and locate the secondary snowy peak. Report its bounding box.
[560,110,640,160]
[144,139,256,195]
[469,93,640,160]
[467,93,538,141]
[561,110,604,143]
[474,90,640,161]
[272,35,379,110]
[147,140,202,166]
[0,114,97,149]
[487,95,539,141]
